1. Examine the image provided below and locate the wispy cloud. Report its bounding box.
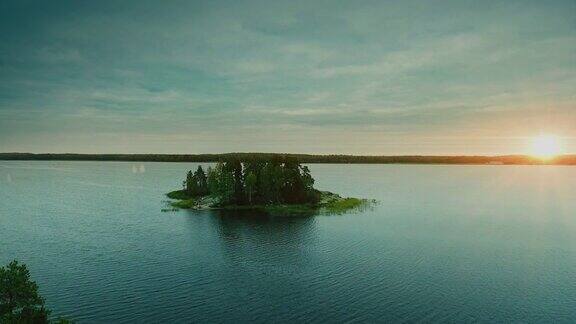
[0,0,574,154]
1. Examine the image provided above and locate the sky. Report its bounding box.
[0,0,575,155]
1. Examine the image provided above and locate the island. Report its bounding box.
[166,156,370,215]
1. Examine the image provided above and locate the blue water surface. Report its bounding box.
[1,161,575,323]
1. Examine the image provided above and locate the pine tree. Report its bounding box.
[194,166,208,195]
[185,170,196,195]
[0,261,50,323]
[186,158,317,206]
[245,172,257,204]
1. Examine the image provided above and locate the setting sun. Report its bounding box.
[530,134,563,159]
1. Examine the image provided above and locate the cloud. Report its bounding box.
[35,46,83,63]
[0,0,575,154]
[310,33,483,78]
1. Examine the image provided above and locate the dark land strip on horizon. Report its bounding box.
[0,153,575,165]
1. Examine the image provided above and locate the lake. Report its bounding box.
[1,161,575,323]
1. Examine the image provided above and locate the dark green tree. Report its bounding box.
[281,158,306,203]
[242,161,263,203]
[193,166,208,195]
[184,158,318,206]
[185,170,196,195]
[206,166,217,194]
[300,165,318,202]
[259,163,280,204]
[245,172,257,204]
[209,162,234,204]
[224,159,244,204]
[0,260,50,323]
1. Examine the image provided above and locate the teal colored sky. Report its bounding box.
[1,0,574,154]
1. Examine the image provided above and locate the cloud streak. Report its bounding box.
[0,0,574,154]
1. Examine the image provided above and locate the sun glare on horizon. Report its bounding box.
[530,134,564,159]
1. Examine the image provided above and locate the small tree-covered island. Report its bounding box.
[166,157,370,215]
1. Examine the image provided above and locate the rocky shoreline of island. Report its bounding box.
[166,188,369,215]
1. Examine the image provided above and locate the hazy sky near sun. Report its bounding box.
[1,0,575,154]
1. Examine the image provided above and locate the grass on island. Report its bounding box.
[166,190,198,208]
[166,189,371,216]
[166,189,191,200]
[323,197,365,214]
[219,203,318,216]
[170,199,196,209]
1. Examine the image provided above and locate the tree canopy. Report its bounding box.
[0,260,70,324]
[183,157,319,206]
[185,166,209,196]
[0,260,49,323]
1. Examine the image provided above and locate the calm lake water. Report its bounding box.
[1,161,575,323]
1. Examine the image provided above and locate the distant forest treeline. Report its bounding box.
[1,153,575,165]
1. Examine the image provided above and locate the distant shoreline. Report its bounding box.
[0,153,574,165]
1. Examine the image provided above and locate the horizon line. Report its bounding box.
[1,152,575,165]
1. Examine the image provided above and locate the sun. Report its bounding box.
[530,134,563,159]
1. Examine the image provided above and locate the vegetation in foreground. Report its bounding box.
[0,260,70,323]
[166,156,370,215]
